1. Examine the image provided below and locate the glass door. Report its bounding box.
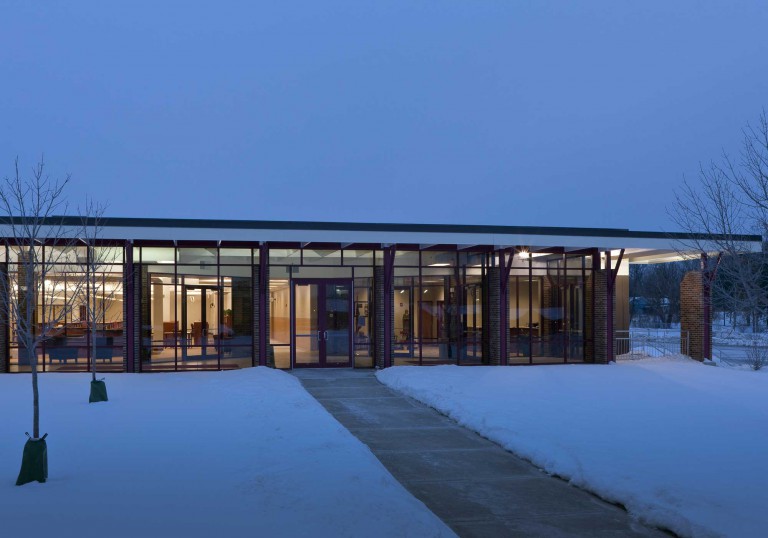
[566,280,584,361]
[181,285,219,366]
[293,279,352,368]
[324,282,351,365]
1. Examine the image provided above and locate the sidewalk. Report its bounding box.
[292,369,667,538]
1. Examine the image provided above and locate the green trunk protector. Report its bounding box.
[89,379,109,403]
[16,435,48,486]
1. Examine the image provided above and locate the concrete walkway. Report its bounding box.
[292,369,667,538]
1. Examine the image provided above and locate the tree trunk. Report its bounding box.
[91,270,96,382]
[31,352,39,439]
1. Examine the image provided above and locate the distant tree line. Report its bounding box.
[630,254,768,331]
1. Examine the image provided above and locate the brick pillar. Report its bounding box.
[135,264,148,372]
[680,271,709,361]
[253,265,262,366]
[584,271,594,363]
[593,269,612,363]
[257,246,270,367]
[541,278,553,339]
[0,262,8,372]
[487,266,501,365]
[123,255,130,372]
[373,266,393,368]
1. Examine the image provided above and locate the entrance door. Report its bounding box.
[181,285,220,365]
[293,279,352,368]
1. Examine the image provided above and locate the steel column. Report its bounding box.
[700,253,721,361]
[605,249,625,363]
[498,249,513,366]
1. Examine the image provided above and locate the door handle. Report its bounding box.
[317,331,322,342]
[324,330,328,341]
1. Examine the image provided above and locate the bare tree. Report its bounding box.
[670,111,768,332]
[0,157,85,485]
[630,261,697,328]
[744,341,768,371]
[77,197,123,402]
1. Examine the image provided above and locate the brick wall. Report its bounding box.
[593,269,610,363]
[134,265,148,372]
[253,265,261,366]
[122,265,128,371]
[680,270,708,360]
[373,266,386,368]
[541,277,553,340]
[584,271,594,362]
[0,262,7,372]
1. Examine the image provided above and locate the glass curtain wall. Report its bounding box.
[268,247,373,369]
[393,249,484,366]
[7,245,125,373]
[508,251,591,364]
[460,252,484,365]
[139,246,254,371]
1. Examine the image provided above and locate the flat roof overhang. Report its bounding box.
[0,216,762,264]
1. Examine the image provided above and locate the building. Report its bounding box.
[0,217,760,373]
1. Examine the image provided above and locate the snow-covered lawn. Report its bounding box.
[377,357,768,538]
[0,368,453,537]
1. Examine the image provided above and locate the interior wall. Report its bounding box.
[615,274,630,332]
[152,282,163,342]
[354,287,370,338]
[271,285,290,343]
[394,289,412,341]
[509,280,540,328]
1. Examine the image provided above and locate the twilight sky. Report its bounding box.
[1,1,766,231]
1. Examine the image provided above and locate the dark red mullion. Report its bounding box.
[458,259,466,365]
[348,280,354,368]
[318,282,326,367]
[515,274,520,360]
[86,247,92,373]
[605,248,625,363]
[289,273,296,369]
[499,248,513,366]
[561,253,567,363]
[382,247,395,368]
[174,248,179,371]
[528,253,533,365]
[701,252,722,361]
[217,243,222,371]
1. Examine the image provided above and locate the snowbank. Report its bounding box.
[377,358,768,537]
[0,368,453,537]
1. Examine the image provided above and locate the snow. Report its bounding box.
[0,368,454,538]
[377,357,768,538]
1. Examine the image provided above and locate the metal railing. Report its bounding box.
[614,329,689,358]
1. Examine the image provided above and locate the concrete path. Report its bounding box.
[292,369,668,538]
